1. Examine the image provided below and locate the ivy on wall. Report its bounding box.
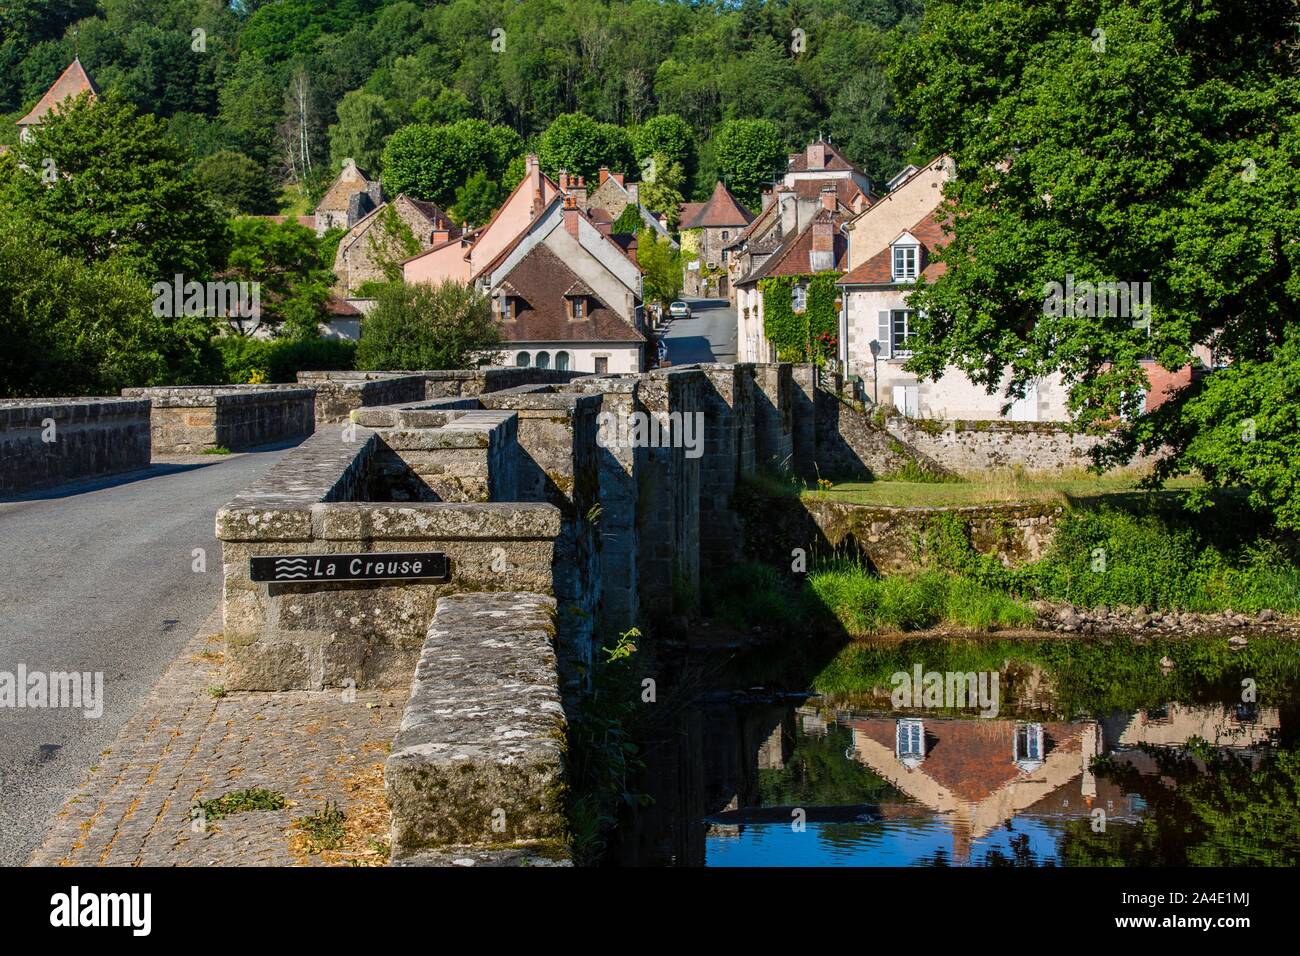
[760,272,842,362]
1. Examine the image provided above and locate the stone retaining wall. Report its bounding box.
[295,371,428,424]
[121,385,314,454]
[0,398,150,495]
[385,591,568,863]
[815,390,949,480]
[411,367,581,399]
[887,417,1106,474]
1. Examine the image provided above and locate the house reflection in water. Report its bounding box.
[841,704,1279,865]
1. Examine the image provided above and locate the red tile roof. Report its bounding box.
[680,181,753,229]
[735,207,849,286]
[839,208,951,286]
[495,244,643,344]
[787,140,860,174]
[18,59,98,127]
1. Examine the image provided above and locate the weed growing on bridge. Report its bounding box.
[195,787,286,822]
[296,801,347,853]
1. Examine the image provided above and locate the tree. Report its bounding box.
[356,280,501,371]
[633,113,696,182]
[538,111,635,180]
[890,0,1300,524]
[637,151,686,228]
[221,217,334,337]
[382,119,521,206]
[327,89,398,175]
[0,210,218,397]
[452,170,503,227]
[710,118,785,209]
[636,228,682,309]
[7,91,226,280]
[194,150,277,215]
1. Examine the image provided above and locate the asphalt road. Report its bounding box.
[0,445,291,865]
[662,296,738,365]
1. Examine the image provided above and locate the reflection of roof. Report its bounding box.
[680,181,753,229]
[18,59,98,127]
[838,209,951,286]
[494,244,643,344]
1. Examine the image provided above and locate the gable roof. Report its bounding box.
[494,244,644,345]
[735,207,849,286]
[315,159,377,214]
[680,180,753,229]
[337,194,450,258]
[18,59,98,127]
[839,208,951,286]
[787,140,860,174]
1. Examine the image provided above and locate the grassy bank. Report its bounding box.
[804,471,1204,508]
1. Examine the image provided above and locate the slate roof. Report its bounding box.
[18,59,98,127]
[494,244,644,344]
[315,161,377,214]
[735,207,849,286]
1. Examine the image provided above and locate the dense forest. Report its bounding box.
[0,0,925,210]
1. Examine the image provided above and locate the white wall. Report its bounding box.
[509,344,642,374]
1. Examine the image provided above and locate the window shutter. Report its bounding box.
[877,311,892,359]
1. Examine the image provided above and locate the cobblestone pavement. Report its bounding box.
[29,612,406,867]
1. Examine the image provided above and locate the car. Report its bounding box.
[668,301,691,319]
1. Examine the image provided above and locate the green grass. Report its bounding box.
[806,564,1036,636]
[805,471,1204,508]
[195,787,285,822]
[295,801,347,853]
[202,446,232,456]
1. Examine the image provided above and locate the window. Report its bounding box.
[535,351,550,369]
[594,356,609,374]
[515,352,530,367]
[569,296,587,319]
[721,231,729,240]
[1013,723,1044,772]
[892,244,918,281]
[791,285,808,312]
[496,295,514,320]
[896,718,925,768]
[891,309,917,355]
[556,351,570,371]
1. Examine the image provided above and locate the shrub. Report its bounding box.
[356,280,499,371]
[213,335,356,384]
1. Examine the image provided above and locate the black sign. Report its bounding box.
[250,552,449,583]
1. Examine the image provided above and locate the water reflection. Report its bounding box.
[614,681,1298,866]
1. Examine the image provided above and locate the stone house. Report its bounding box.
[332,193,453,294]
[403,157,646,374]
[679,181,753,298]
[313,158,382,236]
[734,187,853,363]
[584,167,677,247]
[17,58,97,143]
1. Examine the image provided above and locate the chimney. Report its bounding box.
[571,175,587,207]
[627,182,639,205]
[526,154,542,219]
[810,216,834,272]
[563,195,580,238]
[820,183,838,213]
[558,169,569,190]
[612,172,624,186]
[525,154,539,175]
[761,189,776,211]
[778,187,797,236]
[431,215,450,245]
[599,166,610,185]
[807,141,827,170]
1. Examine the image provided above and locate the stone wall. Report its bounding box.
[121,385,314,454]
[695,365,756,571]
[413,367,581,399]
[385,592,568,864]
[0,398,150,496]
[365,410,519,503]
[814,390,949,480]
[751,363,794,473]
[216,423,562,691]
[887,417,1108,474]
[295,371,428,424]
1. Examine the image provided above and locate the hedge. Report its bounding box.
[213,336,357,384]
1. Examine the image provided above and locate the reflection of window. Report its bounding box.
[896,718,925,768]
[893,244,918,281]
[556,351,570,371]
[535,351,550,369]
[1014,723,1044,772]
[791,285,807,312]
[515,352,530,367]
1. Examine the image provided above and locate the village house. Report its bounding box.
[15,58,98,144]
[583,167,676,247]
[679,180,754,298]
[403,156,646,373]
[331,193,454,295]
[312,158,382,236]
[733,183,855,364]
[725,140,874,306]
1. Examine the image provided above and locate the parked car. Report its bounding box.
[669,301,691,319]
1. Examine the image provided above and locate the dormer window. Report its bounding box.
[495,294,516,320]
[1013,723,1044,773]
[568,295,587,319]
[892,243,919,281]
[896,718,925,769]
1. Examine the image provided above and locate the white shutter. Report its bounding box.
[877,311,892,359]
